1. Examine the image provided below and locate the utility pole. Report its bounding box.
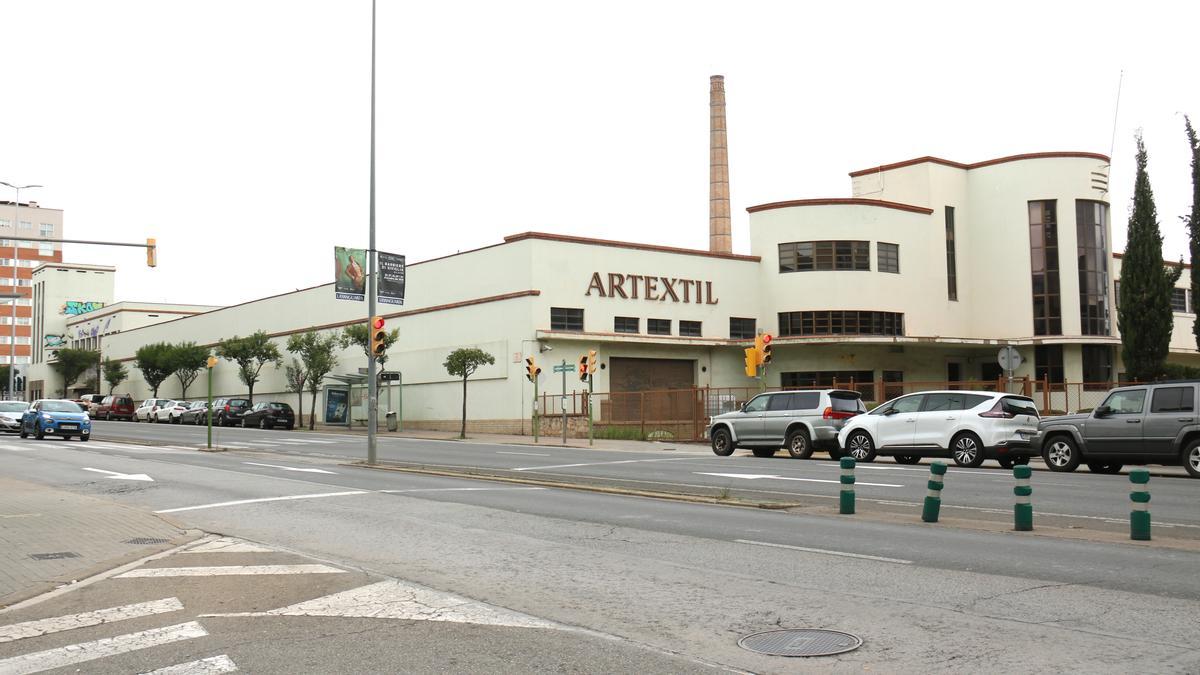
[365,0,379,465]
[560,359,567,445]
[0,182,41,400]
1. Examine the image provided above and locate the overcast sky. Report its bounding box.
[4,1,1199,307]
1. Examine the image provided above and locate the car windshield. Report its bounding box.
[270,403,291,410]
[230,399,249,406]
[42,401,82,413]
[0,402,27,412]
[830,394,866,413]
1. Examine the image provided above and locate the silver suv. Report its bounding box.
[708,389,866,458]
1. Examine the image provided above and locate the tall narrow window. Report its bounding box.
[1035,344,1064,384]
[1029,200,1061,335]
[1076,200,1110,335]
[877,242,899,274]
[945,207,957,300]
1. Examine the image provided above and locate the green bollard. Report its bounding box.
[1129,469,1151,541]
[1013,464,1033,531]
[839,456,856,515]
[922,461,947,523]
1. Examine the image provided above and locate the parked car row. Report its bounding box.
[75,395,296,430]
[708,382,1200,477]
[0,399,93,441]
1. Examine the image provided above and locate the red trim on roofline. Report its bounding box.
[1111,252,1190,269]
[849,152,1111,178]
[745,198,933,215]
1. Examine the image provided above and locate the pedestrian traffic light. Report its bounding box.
[578,354,589,381]
[744,347,759,378]
[369,316,387,359]
[587,349,597,375]
[146,238,157,267]
[760,333,773,365]
[525,356,541,382]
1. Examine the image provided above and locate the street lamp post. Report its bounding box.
[0,182,42,400]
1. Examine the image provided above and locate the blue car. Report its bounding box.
[20,399,92,441]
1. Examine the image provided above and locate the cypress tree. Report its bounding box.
[1118,133,1182,380]
[1186,116,1200,350]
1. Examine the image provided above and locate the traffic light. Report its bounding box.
[578,354,589,381]
[525,356,541,382]
[587,350,597,375]
[760,333,773,365]
[146,238,157,267]
[369,316,387,359]
[743,347,759,378]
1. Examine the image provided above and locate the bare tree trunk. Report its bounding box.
[460,374,468,439]
[310,390,319,430]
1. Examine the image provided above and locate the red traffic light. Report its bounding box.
[373,317,386,330]
[762,333,772,344]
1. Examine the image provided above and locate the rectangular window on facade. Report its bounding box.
[877,242,899,274]
[1030,200,1062,335]
[14,337,29,345]
[777,241,869,272]
[1171,288,1190,313]
[647,318,671,335]
[1035,344,1065,384]
[16,279,30,287]
[39,223,53,237]
[883,369,905,400]
[37,243,53,256]
[729,317,756,339]
[778,310,904,337]
[1082,345,1113,389]
[550,307,584,332]
[679,320,701,337]
[945,206,957,301]
[614,316,639,333]
[16,317,30,326]
[1076,201,1110,335]
[18,221,30,230]
[781,370,875,397]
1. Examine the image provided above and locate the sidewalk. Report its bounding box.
[0,477,197,608]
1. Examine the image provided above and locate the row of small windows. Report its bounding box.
[0,220,55,236]
[1113,281,1194,315]
[551,308,905,339]
[550,308,707,337]
[778,241,899,274]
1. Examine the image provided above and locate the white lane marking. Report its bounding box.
[117,564,345,578]
[513,457,694,471]
[140,654,238,674]
[155,490,368,513]
[0,598,184,643]
[242,462,337,474]
[0,444,33,452]
[0,621,207,674]
[737,539,912,565]
[379,487,547,493]
[696,472,903,488]
[497,451,551,457]
[203,580,562,629]
[182,538,274,554]
[294,439,335,444]
[82,467,154,482]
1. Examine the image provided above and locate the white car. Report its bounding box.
[836,390,1041,468]
[152,400,191,423]
[134,398,173,422]
[0,400,27,433]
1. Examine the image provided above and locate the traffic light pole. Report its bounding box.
[206,363,213,450]
[561,359,568,446]
[532,378,539,443]
[587,374,594,446]
[365,0,378,466]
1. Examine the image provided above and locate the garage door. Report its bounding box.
[609,357,695,392]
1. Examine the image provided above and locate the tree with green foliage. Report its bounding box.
[103,358,129,394]
[216,331,281,403]
[287,331,340,430]
[1186,116,1200,350]
[170,342,210,399]
[340,322,399,367]
[135,343,175,397]
[50,348,101,397]
[443,347,494,439]
[1118,133,1183,380]
[285,359,307,424]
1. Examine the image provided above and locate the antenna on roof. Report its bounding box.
[1108,70,1124,162]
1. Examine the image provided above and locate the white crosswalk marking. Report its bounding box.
[182,538,274,554]
[117,564,346,578]
[140,654,238,674]
[0,598,184,643]
[0,621,207,675]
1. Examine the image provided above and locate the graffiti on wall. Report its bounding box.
[61,301,105,316]
[74,317,114,340]
[43,334,67,349]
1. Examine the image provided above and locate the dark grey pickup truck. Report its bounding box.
[1031,381,1200,477]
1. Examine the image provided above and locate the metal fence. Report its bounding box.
[537,377,1132,442]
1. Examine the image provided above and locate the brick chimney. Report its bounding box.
[709,75,732,254]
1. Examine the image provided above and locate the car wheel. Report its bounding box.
[241,418,249,428]
[710,428,735,456]
[894,455,921,465]
[751,447,777,458]
[1184,439,1200,478]
[260,418,268,430]
[19,425,27,439]
[827,448,842,461]
[785,428,813,459]
[35,423,45,440]
[80,433,90,442]
[1043,435,1081,472]
[844,430,877,462]
[951,433,985,468]
[286,423,294,431]
[997,457,1014,469]
[1086,462,1124,474]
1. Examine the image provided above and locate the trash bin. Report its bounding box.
[386,411,398,432]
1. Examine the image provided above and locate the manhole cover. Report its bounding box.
[29,552,81,561]
[123,537,170,545]
[738,629,862,657]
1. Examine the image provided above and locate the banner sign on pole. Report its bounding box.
[378,251,406,306]
[334,246,367,301]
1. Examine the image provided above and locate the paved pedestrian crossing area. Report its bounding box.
[0,535,567,673]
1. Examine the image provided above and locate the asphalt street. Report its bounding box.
[89,420,1200,535]
[1,429,1199,671]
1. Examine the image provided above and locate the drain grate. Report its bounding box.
[123,537,170,545]
[29,552,81,561]
[738,629,863,657]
